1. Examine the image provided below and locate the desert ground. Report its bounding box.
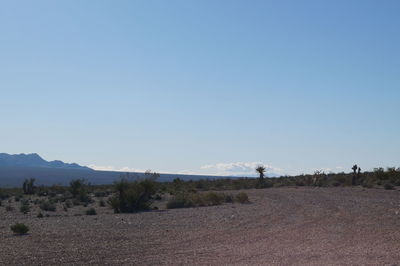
[1,187,399,265]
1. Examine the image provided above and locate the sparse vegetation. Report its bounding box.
[99,199,106,207]
[85,207,97,215]
[167,191,244,209]
[384,183,394,190]
[10,223,29,235]
[39,200,56,212]
[235,192,249,203]
[108,178,157,213]
[20,199,31,214]
[22,178,36,195]
[69,179,91,203]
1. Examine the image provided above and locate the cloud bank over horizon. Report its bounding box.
[90,161,284,177]
[199,162,283,177]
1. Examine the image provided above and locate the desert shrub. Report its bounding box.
[108,178,157,213]
[333,175,346,186]
[0,189,10,200]
[273,182,285,188]
[154,193,162,200]
[37,212,44,218]
[384,183,394,190]
[170,178,185,195]
[235,192,249,203]
[94,191,107,198]
[69,179,92,203]
[39,200,56,212]
[6,204,14,211]
[223,194,234,203]
[85,208,97,215]
[255,179,273,189]
[374,168,387,180]
[14,195,22,202]
[195,180,207,190]
[203,192,224,206]
[20,205,30,214]
[11,223,29,235]
[167,191,231,209]
[22,178,36,195]
[361,175,375,188]
[99,199,106,207]
[362,182,374,188]
[20,199,30,214]
[64,200,73,208]
[166,194,193,209]
[72,198,81,206]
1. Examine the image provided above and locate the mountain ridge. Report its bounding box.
[0,153,92,170]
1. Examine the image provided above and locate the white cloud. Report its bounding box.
[88,162,284,177]
[88,165,146,173]
[200,162,283,177]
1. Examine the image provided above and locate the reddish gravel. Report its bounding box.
[1,187,399,265]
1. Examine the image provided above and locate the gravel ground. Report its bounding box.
[1,187,399,265]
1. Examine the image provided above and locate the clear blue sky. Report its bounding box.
[1,0,399,176]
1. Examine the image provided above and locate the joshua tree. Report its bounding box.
[256,166,266,180]
[22,178,36,195]
[352,165,358,175]
[351,164,358,185]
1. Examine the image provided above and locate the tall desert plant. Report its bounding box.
[256,166,266,180]
[22,178,36,195]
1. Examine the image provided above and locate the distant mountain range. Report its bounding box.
[0,153,236,187]
[0,153,92,170]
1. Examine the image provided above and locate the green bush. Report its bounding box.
[14,195,22,202]
[0,189,10,200]
[235,192,249,203]
[22,178,36,195]
[20,200,30,214]
[108,178,157,213]
[223,194,234,203]
[39,200,56,212]
[166,194,193,209]
[255,179,273,189]
[167,191,232,209]
[203,192,224,206]
[94,191,107,198]
[85,208,97,215]
[11,223,29,235]
[384,183,394,190]
[99,199,106,207]
[69,179,92,203]
[64,200,73,208]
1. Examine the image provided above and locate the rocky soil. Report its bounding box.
[1,187,399,265]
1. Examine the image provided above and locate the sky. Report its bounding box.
[1,0,399,177]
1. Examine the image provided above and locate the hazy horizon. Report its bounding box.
[1,1,399,177]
